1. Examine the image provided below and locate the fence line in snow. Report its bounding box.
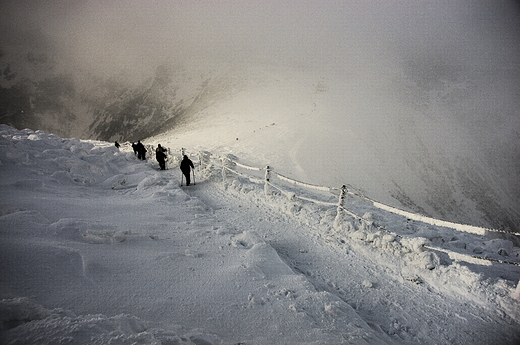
[209,153,516,236]
[423,245,520,267]
[184,150,520,266]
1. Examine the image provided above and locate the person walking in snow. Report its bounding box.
[114,141,120,149]
[180,155,194,185]
[156,144,167,170]
[136,141,146,160]
[132,142,138,155]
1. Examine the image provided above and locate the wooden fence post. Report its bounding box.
[264,165,271,196]
[334,185,347,229]
[198,151,210,169]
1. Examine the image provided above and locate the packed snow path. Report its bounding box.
[0,126,519,344]
[184,177,519,344]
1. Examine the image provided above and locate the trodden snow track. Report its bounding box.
[0,126,518,344]
[183,176,519,345]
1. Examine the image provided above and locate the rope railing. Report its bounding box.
[211,153,518,237]
[233,161,264,172]
[424,245,520,267]
[265,180,336,207]
[180,149,520,266]
[338,198,520,267]
[373,201,502,236]
[276,172,333,193]
[223,165,264,184]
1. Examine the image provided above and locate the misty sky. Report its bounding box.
[1,0,519,150]
[1,0,519,224]
[1,0,519,77]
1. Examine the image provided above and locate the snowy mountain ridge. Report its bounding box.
[2,45,519,234]
[143,61,520,235]
[1,124,519,344]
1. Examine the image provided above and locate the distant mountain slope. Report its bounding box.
[1,43,519,233]
[0,47,216,142]
[148,62,520,234]
[0,49,82,139]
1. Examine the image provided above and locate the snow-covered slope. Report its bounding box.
[1,125,519,344]
[2,51,518,233]
[2,1,519,233]
[147,61,520,234]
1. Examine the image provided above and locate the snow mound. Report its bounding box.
[0,298,223,345]
[1,125,519,344]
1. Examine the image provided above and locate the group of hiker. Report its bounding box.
[117,141,195,186]
[131,141,147,160]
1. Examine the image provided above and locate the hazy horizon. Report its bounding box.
[2,1,519,76]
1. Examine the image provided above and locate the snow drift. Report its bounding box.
[1,0,519,234]
[0,125,519,344]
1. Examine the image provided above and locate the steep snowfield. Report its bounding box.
[149,62,520,233]
[1,125,519,344]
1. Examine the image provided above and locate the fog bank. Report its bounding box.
[1,0,519,230]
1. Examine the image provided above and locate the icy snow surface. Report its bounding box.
[0,124,519,344]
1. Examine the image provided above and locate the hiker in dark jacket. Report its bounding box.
[136,141,146,160]
[156,144,167,170]
[180,155,194,185]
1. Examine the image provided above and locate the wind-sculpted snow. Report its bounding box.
[0,125,519,344]
[0,298,222,345]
